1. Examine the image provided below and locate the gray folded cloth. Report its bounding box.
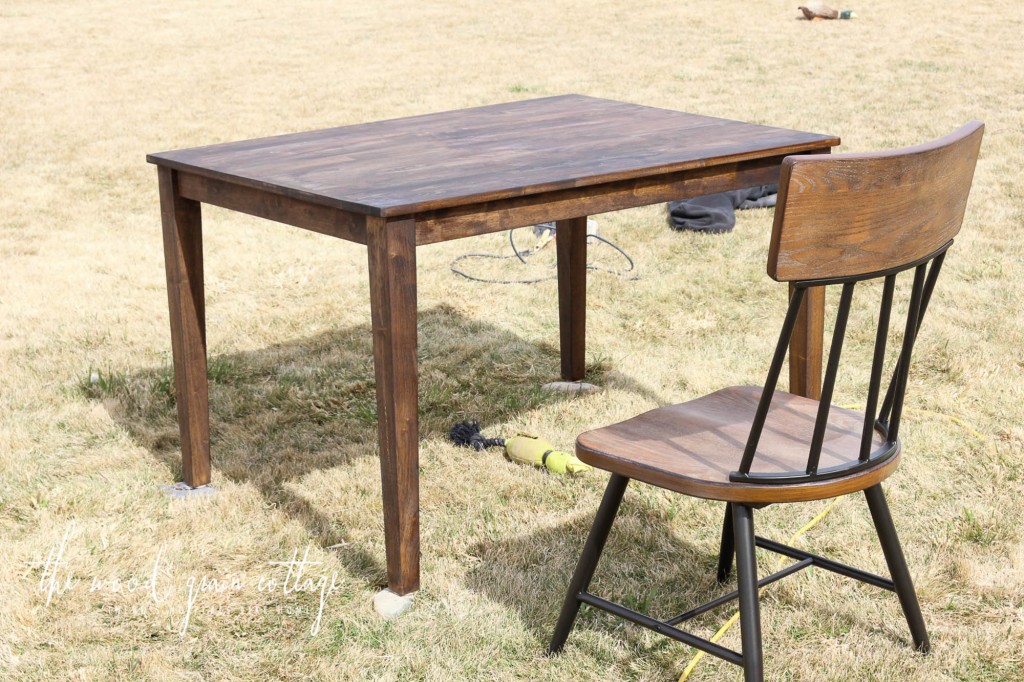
[667,184,778,233]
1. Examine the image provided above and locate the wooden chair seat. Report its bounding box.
[577,386,897,505]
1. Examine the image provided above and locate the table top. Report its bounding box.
[148,95,839,218]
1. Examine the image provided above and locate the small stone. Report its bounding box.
[160,482,217,499]
[373,588,415,619]
[542,381,602,395]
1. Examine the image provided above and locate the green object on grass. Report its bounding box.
[448,420,591,474]
[505,434,592,474]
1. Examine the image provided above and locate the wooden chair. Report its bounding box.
[548,122,984,681]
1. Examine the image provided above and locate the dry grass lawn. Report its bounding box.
[2,0,1023,680]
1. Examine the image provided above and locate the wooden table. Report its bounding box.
[148,95,839,597]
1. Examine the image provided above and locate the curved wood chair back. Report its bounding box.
[735,122,984,484]
[767,121,984,283]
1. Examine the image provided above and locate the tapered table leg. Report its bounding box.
[556,216,588,381]
[788,147,831,401]
[367,217,420,596]
[158,167,211,488]
[789,283,824,399]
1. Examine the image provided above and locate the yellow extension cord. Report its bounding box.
[677,406,996,681]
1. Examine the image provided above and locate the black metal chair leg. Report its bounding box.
[717,502,735,583]
[548,473,630,654]
[864,484,930,652]
[733,504,764,682]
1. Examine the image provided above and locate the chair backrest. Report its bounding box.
[733,122,984,484]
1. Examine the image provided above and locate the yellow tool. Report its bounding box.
[449,420,591,474]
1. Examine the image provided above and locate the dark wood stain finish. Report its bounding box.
[366,217,420,595]
[556,217,588,380]
[768,121,984,282]
[577,386,898,504]
[158,167,212,488]
[177,172,367,244]
[412,155,789,245]
[149,95,838,219]
[788,284,824,399]
[148,96,840,596]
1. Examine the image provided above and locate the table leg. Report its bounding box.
[158,167,212,488]
[788,146,831,401]
[556,216,588,381]
[788,283,824,400]
[367,217,420,596]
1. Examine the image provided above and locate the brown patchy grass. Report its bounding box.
[2,0,1023,679]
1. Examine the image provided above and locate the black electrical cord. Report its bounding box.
[449,227,638,284]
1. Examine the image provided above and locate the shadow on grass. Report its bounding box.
[466,495,921,654]
[87,304,663,588]
[465,494,727,645]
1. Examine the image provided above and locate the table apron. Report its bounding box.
[174,153,803,246]
[411,155,789,244]
[177,171,368,244]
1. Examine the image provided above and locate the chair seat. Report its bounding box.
[576,386,901,504]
